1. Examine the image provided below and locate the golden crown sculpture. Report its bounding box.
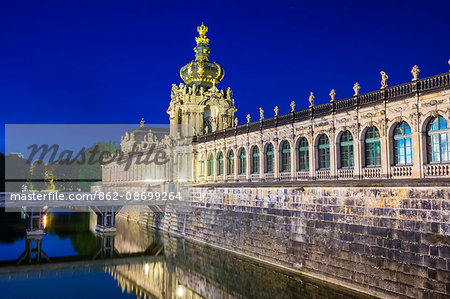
[195,23,209,45]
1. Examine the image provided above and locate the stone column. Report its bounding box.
[309,136,315,180]
[246,145,251,181]
[259,141,264,181]
[233,146,238,182]
[290,138,296,180]
[213,149,217,182]
[274,140,279,180]
[380,129,390,179]
[330,132,337,179]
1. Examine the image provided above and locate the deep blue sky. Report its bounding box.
[1,0,450,152]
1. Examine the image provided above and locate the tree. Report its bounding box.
[77,142,118,191]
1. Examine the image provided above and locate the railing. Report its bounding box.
[226,175,234,181]
[359,90,382,105]
[338,168,354,179]
[264,173,274,180]
[237,174,247,182]
[386,82,413,98]
[363,167,381,178]
[316,170,330,180]
[335,97,355,111]
[296,171,309,180]
[424,163,450,177]
[390,165,412,177]
[418,73,450,91]
[280,172,291,180]
[250,173,261,181]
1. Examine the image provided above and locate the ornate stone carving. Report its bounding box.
[380,71,388,89]
[234,117,238,127]
[274,106,279,116]
[309,92,315,107]
[411,65,420,81]
[260,107,264,120]
[353,82,360,96]
[246,114,251,123]
[329,89,336,102]
[290,101,296,112]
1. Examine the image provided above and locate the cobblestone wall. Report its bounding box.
[158,186,450,298]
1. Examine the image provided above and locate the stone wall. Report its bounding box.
[153,185,450,298]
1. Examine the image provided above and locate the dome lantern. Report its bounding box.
[180,23,224,90]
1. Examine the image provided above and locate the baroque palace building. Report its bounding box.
[102,24,450,186]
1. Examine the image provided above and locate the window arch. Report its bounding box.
[238,147,246,174]
[264,143,274,173]
[365,126,381,167]
[427,116,449,163]
[280,140,291,172]
[207,153,214,176]
[200,155,205,177]
[217,151,224,176]
[317,134,330,169]
[251,146,260,173]
[393,121,413,165]
[227,150,234,175]
[339,131,354,168]
[297,137,309,171]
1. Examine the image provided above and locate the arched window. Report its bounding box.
[217,152,224,176]
[251,146,259,173]
[227,150,234,175]
[280,140,291,172]
[207,153,214,176]
[365,126,381,167]
[238,147,246,174]
[394,122,413,165]
[340,131,354,168]
[427,116,449,163]
[200,155,205,177]
[297,137,309,171]
[264,143,274,173]
[317,134,330,169]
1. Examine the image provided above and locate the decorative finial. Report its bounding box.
[234,117,238,127]
[411,65,421,81]
[380,71,388,89]
[309,92,315,107]
[353,82,360,96]
[329,89,336,102]
[274,106,279,116]
[290,101,296,112]
[195,23,209,45]
[259,107,264,120]
[246,114,251,123]
[140,118,145,127]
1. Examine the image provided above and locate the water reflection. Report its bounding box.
[0,211,372,298]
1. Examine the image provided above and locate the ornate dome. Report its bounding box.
[180,23,224,90]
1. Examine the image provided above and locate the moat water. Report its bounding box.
[0,211,372,299]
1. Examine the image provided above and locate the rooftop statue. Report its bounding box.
[329,89,336,102]
[260,107,264,120]
[274,106,279,116]
[309,92,315,107]
[290,101,296,112]
[353,82,360,96]
[411,65,421,81]
[380,71,388,89]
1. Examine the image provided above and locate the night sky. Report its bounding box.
[1,0,450,152]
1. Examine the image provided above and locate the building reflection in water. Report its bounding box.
[106,214,368,299]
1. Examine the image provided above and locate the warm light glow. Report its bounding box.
[144,263,149,275]
[43,215,47,229]
[177,285,184,297]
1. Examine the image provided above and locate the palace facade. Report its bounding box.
[102,24,450,186]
